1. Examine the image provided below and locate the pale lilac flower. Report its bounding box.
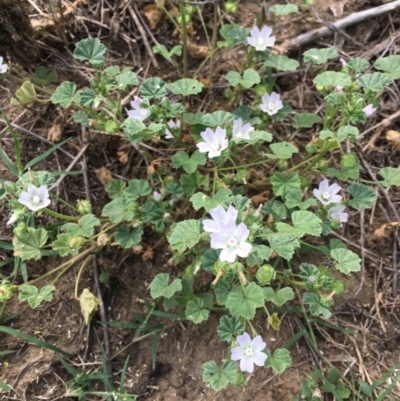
[231,332,267,373]
[210,220,252,263]
[193,265,200,275]
[339,58,347,67]
[328,204,348,224]
[254,204,263,217]
[0,57,8,74]
[203,205,238,233]
[247,26,275,51]
[196,127,228,158]
[165,119,180,139]
[18,184,51,212]
[363,104,377,117]
[313,179,342,205]
[6,210,20,226]
[260,92,283,116]
[153,191,162,201]
[232,118,254,140]
[336,86,344,94]
[127,96,150,121]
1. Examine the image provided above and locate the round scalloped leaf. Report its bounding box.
[73,37,107,66]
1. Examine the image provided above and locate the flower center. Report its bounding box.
[32,195,41,204]
[322,191,331,200]
[244,346,254,356]
[140,109,148,116]
[267,102,275,111]
[227,236,238,247]
[211,140,221,151]
[257,38,265,47]
[309,276,316,283]
[236,131,243,138]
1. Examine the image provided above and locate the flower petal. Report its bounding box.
[231,347,243,361]
[237,332,252,347]
[252,336,266,352]
[253,351,267,367]
[240,356,254,373]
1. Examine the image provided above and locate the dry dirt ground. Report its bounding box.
[1,0,400,400]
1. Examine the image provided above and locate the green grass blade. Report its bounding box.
[0,147,18,176]
[0,325,69,355]
[0,380,11,392]
[0,241,13,250]
[119,355,131,394]
[24,137,71,171]
[57,355,79,376]
[0,349,17,356]
[0,110,23,174]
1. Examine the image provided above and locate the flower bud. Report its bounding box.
[14,222,27,237]
[225,1,238,13]
[256,264,276,284]
[153,191,162,202]
[77,199,92,215]
[97,233,109,247]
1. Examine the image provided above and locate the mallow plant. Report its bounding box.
[1,4,400,392]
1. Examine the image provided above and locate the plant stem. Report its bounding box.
[42,208,80,221]
[179,3,188,78]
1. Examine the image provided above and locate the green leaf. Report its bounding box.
[201,111,232,127]
[185,297,209,324]
[276,210,322,238]
[140,77,168,99]
[267,142,298,160]
[101,198,134,223]
[217,315,245,342]
[348,183,376,209]
[165,183,184,200]
[269,4,298,16]
[13,228,48,261]
[74,37,107,65]
[226,70,260,89]
[72,110,90,127]
[202,361,237,391]
[52,233,82,256]
[105,179,126,199]
[226,282,265,319]
[265,232,299,260]
[115,226,143,248]
[265,348,292,374]
[180,171,209,196]
[19,285,55,308]
[33,66,57,85]
[313,71,351,87]
[356,73,392,92]
[168,220,201,252]
[11,80,37,105]
[61,214,100,238]
[153,44,182,59]
[121,118,148,142]
[292,113,321,129]
[303,292,332,318]
[375,55,400,79]
[51,82,80,108]
[115,68,138,89]
[125,179,152,200]
[284,189,317,210]
[379,167,400,187]
[249,130,273,143]
[168,78,203,96]
[172,150,206,174]
[319,126,359,142]
[265,54,299,71]
[190,189,232,211]
[271,172,301,197]
[331,248,361,274]
[263,287,294,306]
[303,48,338,64]
[149,273,182,299]
[347,57,370,73]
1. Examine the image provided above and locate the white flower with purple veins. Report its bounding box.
[313,179,342,205]
[153,191,162,201]
[328,204,348,224]
[203,205,238,233]
[165,119,180,139]
[18,184,51,212]
[196,127,228,158]
[231,332,267,373]
[210,220,252,263]
[247,26,276,51]
[260,92,283,116]
[127,96,150,121]
[0,57,8,73]
[363,104,377,117]
[232,118,254,140]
